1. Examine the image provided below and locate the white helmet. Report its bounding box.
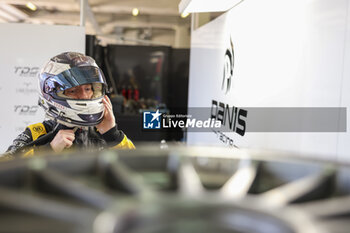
[38,52,107,127]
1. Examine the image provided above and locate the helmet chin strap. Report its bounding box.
[72,126,90,132]
[55,117,89,130]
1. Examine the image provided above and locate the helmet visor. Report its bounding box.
[44,66,107,100]
[55,66,106,90]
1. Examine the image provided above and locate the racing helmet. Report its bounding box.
[38,52,107,127]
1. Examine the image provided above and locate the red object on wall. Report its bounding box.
[134,88,139,101]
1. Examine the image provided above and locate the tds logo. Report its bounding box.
[222,38,234,94]
[14,66,39,77]
[14,105,38,114]
[143,110,162,129]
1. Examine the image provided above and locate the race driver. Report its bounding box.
[6,52,134,157]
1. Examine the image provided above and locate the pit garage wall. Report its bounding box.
[0,23,85,153]
[187,0,350,162]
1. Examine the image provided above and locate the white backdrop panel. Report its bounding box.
[0,23,85,153]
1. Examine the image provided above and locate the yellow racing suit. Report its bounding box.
[6,120,135,157]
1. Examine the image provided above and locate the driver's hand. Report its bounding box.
[96,95,116,134]
[50,129,75,153]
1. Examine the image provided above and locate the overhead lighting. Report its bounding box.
[0,4,27,20]
[181,12,190,18]
[26,2,37,11]
[0,9,18,21]
[132,8,139,16]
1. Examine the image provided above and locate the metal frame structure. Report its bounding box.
[0,146,349,233]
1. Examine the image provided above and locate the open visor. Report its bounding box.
[44,66,107,99]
